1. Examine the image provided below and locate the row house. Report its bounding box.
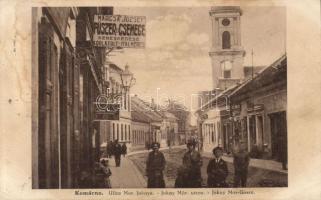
[196,54,287,162]
[31,7,113,189]
[131,96,179,149]
[99,63,132,150]
[229,54,287,161]
[166,101,191,145]
[131,96,163,150]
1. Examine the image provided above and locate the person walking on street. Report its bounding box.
[121,142,127,157]
[233,141,250,187]
[106,141,113,158]
[207,147,228,188]
[182,140,202,187]
[146,142,166,188]
[113,139,122,167]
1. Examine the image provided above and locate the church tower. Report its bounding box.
[209,6,245,90]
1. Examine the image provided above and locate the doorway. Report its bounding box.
[269,111,287,162]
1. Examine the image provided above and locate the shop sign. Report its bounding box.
[93,15,146,48]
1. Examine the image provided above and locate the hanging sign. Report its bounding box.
[93,15,146,48]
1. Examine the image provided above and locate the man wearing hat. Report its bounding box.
[233,141,250,187]
[113,139,122,167]
[146,142,166,188]
[207,146,228,187]
[182,140,202,187]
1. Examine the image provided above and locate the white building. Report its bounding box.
[99,63,132,150]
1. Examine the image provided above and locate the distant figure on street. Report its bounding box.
[182,140,202,187]
[233,141,250,187]
[146,142,166,188]
[121,142,127,157]
[113,139,122,167]
[100,158,112,188]
[106,141,113,158]
[207,146,228,188]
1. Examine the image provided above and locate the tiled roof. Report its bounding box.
[131,96,163,123]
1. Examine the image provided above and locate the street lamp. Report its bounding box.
[119,64,136,112]
[120,64,136,90]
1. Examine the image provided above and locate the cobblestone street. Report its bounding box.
[128,148,288,188]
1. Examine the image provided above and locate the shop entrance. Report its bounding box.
[269,111,287,162]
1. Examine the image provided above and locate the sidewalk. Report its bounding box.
[129,145,287,174]
[202,151,288,174]
[127,145,186,156]
[108,156,146,188]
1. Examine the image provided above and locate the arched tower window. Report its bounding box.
[222,31,231,49]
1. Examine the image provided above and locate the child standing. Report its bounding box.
[100,159,112,188]
[207,147,228,187]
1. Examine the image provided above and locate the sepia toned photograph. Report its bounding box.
[31,5,288,189]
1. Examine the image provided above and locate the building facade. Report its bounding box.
[99,63,132,150]
[32,7,113,189]
[197,55,287,160]
[197,7,287,161]
[229,55,287,160]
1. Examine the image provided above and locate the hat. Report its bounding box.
[152,142,160,149]
[186,139,196,147]
[212,146,223,154]
[100,158,109,163]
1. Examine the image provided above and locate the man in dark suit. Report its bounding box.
[113,139,122,167]
[233,141,250,187]
[207,147,228,187]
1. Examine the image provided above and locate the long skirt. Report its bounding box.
[147,171,165,188]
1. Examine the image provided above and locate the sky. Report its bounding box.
[110,6,286,117]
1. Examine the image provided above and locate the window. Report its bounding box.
[222,31,231,49]
[133,131,135,143]
[112,123,115,140]
[128,125,130,141]
[221,60,232,78]
[211,124,214,143]
[125,125,127,140]
[117,124,119,140]
[224,70,231,78]
[121,124,123,140]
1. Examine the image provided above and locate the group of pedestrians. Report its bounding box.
[145,140,250,188]
[106,139,127,167]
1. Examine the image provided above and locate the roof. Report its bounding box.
[162,112,179,120]
[108,62,123,72]
[243,66,266,79]
[196,83,239,113]
[210,6,242,15]
[131,96,163,123]
[131,110,153,123]
[229,54,287,99]
[196,54,286,113]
